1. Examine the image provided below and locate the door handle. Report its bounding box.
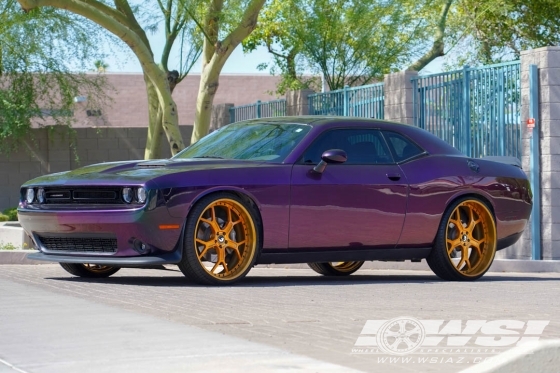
[387,173,401,181]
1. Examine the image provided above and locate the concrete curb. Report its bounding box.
[0,250,44,265]
[1,250,559,273]
[260,259,560,273]
[0,222,27,249]
[459,340,560,373]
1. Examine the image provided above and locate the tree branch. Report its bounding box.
[219,0,266,62]
[407,0,453,72]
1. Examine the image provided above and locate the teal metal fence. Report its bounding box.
[229,99,287,123]
[308,83,384,119]
[411,61,522,159]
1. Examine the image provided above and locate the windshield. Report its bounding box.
[173,121,311,162]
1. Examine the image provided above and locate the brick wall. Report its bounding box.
[64,73,282,129]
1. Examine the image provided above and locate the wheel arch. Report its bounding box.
[185,187,264,245]
[445,191,496,221]
[433,191,497,247]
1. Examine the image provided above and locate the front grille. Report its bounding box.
[73,190,117,200]
[44,187,122,204]
[38,235,117,253]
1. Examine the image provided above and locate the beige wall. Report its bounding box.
[62,73,282,129]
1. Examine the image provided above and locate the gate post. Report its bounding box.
[383,70,418,125]
[256,100,262,118]
[503,46,560,260]
[462,65,472,157]
[529,65,542,260]
[498,71,506,156]
[343,85,349,116]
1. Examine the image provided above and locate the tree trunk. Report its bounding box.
[16,0,186,158]
[191,60,222,143]
[143,67,184,156]
[190,0,266,144]
[144,77,163,159]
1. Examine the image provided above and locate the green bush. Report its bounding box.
[0,214,8,222]
[0,241,17,250]
[2,208,17,221]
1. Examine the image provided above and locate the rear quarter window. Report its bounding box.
[382,131,424,162]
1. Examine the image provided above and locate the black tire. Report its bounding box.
[59,263,120,278]
[427,197,497,281]
[178,193,262,286]
[307,261,364,276]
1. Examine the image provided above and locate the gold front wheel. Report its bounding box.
[308,261,364,276]
[427,198,497,281]
[178,193,261,285]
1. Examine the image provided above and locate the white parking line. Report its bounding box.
[0,358,28,373]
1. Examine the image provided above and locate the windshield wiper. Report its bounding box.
[193,155,226,159]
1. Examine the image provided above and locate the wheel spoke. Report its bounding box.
[447,238,461,254]
[458,247,472,271]
[470,239,484,257]
[227,242,242,259]
[210,261,220,274]
[221,259,229,273]
[449,217,461,229]
[196,238,214,259]
[200,217,220,232]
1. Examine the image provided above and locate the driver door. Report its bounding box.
[289,128,408,250]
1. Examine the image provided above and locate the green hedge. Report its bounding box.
[2,208,17,221]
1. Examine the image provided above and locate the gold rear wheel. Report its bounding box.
[308,261,364,276]
[427,198,497,281]
[59,263,120,278]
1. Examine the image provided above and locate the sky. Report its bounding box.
[101,22,445,76]
[102,27,275,75]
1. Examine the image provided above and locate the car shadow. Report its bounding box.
[44,268,560,288]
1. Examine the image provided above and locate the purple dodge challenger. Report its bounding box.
[18,117,532,285]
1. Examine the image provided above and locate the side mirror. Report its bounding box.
[313,149,347,173]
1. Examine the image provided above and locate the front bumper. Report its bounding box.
[27,250,182,266]
[18,205,185,258]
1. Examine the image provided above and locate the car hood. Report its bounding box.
[22,158,270,187]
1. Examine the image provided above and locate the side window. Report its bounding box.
[301,129,392,165]
[382,131,424,162]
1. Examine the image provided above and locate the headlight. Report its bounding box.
[26,188,35,204]
[136,187,147,203]
[37,188,45,204]
[122,187,133,203]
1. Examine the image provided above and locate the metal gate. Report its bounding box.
[411,61,521,159]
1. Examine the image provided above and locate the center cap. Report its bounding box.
[218,236,225,243]
[462,234,468,242]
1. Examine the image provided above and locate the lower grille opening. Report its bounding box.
[37,235,117,253]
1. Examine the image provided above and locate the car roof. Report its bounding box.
[241,116,463,156]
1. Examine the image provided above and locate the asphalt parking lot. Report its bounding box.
[0,265,559,373]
